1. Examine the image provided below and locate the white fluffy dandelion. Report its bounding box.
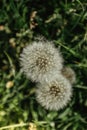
[20,38,63,82]
[36,75,72,111]
[62,66,76,84]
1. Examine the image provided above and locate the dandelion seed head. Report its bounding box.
[20,38,63,82]
[62,66,76,84]
[36,75,72,111]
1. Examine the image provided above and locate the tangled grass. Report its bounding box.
[0,0,87,130]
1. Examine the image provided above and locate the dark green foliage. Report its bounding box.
[0,0,87,129]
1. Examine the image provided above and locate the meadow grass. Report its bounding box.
[0,0,87,130]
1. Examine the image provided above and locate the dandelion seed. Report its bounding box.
[36,75,72,111]
[20,37,63,82]
[62,66,76,84]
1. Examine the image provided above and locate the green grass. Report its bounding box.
[0,0,87,130]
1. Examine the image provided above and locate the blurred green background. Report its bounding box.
[0,0,87,130]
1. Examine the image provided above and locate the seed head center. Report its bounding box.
[36,57,48,69]
[50,86,60,96]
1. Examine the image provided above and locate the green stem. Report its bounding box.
[0,123,29,130]
[75,85,87,90]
